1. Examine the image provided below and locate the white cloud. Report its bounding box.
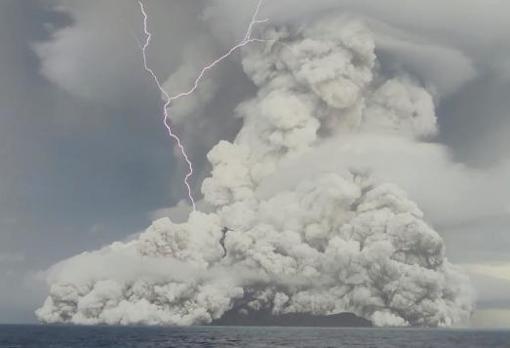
[37,15,475,327]
[35,0,209,105]
[29,0,510,329]
[259,134,510,228]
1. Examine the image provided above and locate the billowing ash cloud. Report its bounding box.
[37,14,473,327]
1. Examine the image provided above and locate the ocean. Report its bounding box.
[0,325,509,347]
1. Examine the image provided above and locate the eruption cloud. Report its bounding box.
[138,0,268,210]
[37,5,474,328]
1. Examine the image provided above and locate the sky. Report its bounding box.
[1,0,510,327]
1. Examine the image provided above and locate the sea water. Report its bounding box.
[0,325,509,347]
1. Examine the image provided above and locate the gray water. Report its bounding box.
[0,325,509,347]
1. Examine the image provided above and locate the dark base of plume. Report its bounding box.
[210,309,372,327]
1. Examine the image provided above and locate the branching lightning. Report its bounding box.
[138,0,268,211]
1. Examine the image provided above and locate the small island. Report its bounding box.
[211,309,372,327]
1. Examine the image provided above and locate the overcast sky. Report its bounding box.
[1,0,510,327]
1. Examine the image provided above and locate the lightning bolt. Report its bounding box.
[138,0,268,211]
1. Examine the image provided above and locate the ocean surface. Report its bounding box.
[0,325,509,348]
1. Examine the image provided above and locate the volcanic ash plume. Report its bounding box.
[36,15,473,327]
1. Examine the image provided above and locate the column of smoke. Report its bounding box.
[36,11,473,327]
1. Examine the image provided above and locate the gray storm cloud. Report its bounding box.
[37,13,473,327]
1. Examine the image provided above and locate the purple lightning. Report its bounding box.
[138,0,268,211]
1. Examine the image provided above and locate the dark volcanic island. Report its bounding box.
[212,310,371,327]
